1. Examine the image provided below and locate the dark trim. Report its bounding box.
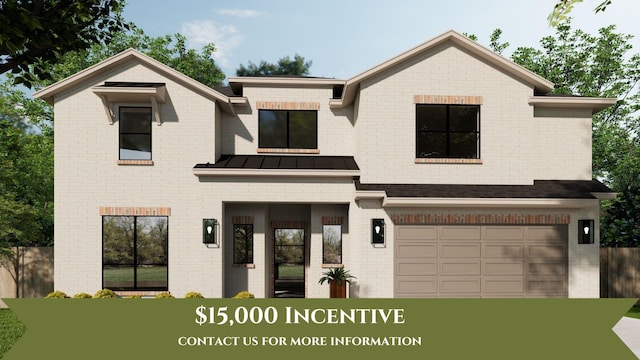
[118,106,152,161]
[355,179,614,199]
[258,109,318,149]
[195,155,359,171]
[102,215,169,291]
[416,104,480,159]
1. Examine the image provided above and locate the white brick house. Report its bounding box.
[35,30,616,299]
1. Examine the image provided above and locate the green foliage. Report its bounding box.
[549,0,613,26]
[43,27,226,88]
[232,291,255,299]
[72,292,93,299]
[509,20,640,246]
[123,295,142,299]
[318,267,356,286]
[155,292,174,299]
[0,0,129,87]
[44,290,69,299]
[236,54,312,77]
[93,288,118,299]
[184,291,204,299]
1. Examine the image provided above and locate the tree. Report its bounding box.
[549,0,613,25]
[508,20,640,246]
[42,27,226,89]
[0,0,129,87]
[236,54,312,77]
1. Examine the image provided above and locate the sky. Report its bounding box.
[122,0,640,81]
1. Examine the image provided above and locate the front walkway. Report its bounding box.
[613,317,640,358]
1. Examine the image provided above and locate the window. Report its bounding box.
[120,107,152,160]
[102,216,168,290]
[416,104,480,159]
[259,110,317,149]
[233,224,254,264]
[322,225,342,264]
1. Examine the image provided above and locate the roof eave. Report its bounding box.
[529,96,618,114]
[193,168,360,178]
[33,48,236,114]
[381,197,599,208]
[333,30,555,108]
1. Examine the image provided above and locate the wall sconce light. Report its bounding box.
[372,218,385,245]
[203,219,218,245]
[578,219,594,244]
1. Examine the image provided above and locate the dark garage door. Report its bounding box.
[394,225,568,298]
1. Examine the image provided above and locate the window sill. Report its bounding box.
[118,160,154,166]
[257,148,320,154]
[321,264,344,269]
[415,158,482,164]
[232,263,255,269]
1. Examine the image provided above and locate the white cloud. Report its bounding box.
[215,8,260,18]
[180,20,242,67]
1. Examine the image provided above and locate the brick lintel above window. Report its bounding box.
[414,95,483,105]
[256,101,320,110]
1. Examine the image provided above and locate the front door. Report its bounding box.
[274,228,305,298]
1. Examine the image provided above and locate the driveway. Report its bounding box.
[614,317,640,359]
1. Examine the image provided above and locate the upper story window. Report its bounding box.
[258,110,317,149]
[119,107,152,160]
[416,104,480,159]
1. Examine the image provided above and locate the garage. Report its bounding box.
[394,225,568,298]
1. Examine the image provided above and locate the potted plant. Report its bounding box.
[318,267,356,298]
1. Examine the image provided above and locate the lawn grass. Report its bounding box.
[626,305,640,319]
[0,309,25,359]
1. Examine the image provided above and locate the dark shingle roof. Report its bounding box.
[195,155,360,171]
[355,179,614,199]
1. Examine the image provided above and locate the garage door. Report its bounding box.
[394,225,568,298]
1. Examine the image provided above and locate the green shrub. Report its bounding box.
[93,288,118,299]
[184,291,204,299]
[72,292,92,299]
[123,295,142,299]
[232,291,254,299]
[45,290,69,299]
[155,292,174,299]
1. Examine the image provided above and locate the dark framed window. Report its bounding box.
[258,110,317,149]
[119,107,152,160]
[233,224,254,264]
[322,224,342,264]
[416,104,480,158]
[102,216,168,290]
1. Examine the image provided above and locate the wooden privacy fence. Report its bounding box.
[0,247,54,299]
[601,247,640,299]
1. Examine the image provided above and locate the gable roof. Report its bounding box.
[330,30,555,108]
[33,48,239,114]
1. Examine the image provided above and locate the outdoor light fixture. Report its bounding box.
[578,219,594,244]
[203,219,218,245]
[372,218,385,245]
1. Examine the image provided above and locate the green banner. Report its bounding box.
[2,298,637,359]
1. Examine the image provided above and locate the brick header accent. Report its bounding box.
[414,95,483,105]
[322,216,343,225]
[391,213,570,225]
[256,101,320,110]
[99,207,171,216]
[232,216,254,224]
[117,160,154,166]
[271,220,308,229]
